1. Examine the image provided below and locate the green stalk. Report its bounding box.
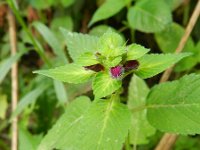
[6,0,51,67]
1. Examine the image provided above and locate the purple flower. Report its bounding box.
[123,60,139,72]
[110,66,124,78]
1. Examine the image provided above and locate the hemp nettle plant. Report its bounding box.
[33,30,200,150]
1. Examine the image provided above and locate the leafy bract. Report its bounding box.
[135,53,190,79]
[98,31,125,57]
[60,28,99,61]
[147,74,200,134]
[89,0,128,26]
[34,64,96,84]
[92,72,122,98]
[127,0,172,33]
[126,44,150,60]
[76,52,99,66]
[128,75,155,144]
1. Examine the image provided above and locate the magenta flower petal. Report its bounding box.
[110,66,124,78]
[123,60,139,72]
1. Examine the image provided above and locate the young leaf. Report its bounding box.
[126,44,150,61]
[92,72,122,98]
[34,64,96,84]
[135,53,190,79]
[98,31,125,57]
[33,22,68,63]
[60,28,99,61]
[75,52,99,66]
[89,0,127,26]
[147,74,200,134]
[37,96,91,150]
[127,0,172,33]
[128,75,155,145]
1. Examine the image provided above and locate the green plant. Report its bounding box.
[33,30,194,150]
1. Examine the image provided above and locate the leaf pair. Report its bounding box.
[37,96,131,150]
[34,30,190,99]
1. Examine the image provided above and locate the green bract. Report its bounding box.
[34,30,189,98]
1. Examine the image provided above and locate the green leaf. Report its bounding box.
[128,75,155,145]
[74,98,131,150]
[34,63,96,84]
[147,74,200,134]
[37,96,91,150]
[0,51,23,84]
[33,22,68,63]
[51,16,73,31]
[11,83,50,120]
[92,73,122,98]
[89,25,117,37]
[0,94,8,119]
[126,44,150,61]
[53,81,68,104]
[60,28,99,61]
[127,0,172,33]
[75,52,99,66]
[89,0,127,26]
[28,0,54,9]
[60,0,75,7]
[164,0,183,10]
[19,127,42,150]
[135,53,190,79]
[98,31,125,57]
[155,23,197,72]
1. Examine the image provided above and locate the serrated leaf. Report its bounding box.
[89,0,127,26]
[37,96,91,150]
[155,23,197,72]
[60,28,99,61]
[92,72,122,98]
[147,74,200,134]
[33,22,68,63]
[98,31,125,57]
[135,53,190,79]
[74,98,131,150]
[126,44,150,61]
[75,52,99,66]
[127,0,172,33]
[34,63,96,84]
[89,25,117,37]
[128,75,155,145]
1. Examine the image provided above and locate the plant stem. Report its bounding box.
[6,0,51,67]
[7,8,18,150]
[125,134,130,150]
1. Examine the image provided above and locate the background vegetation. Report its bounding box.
[0,0,199,150]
